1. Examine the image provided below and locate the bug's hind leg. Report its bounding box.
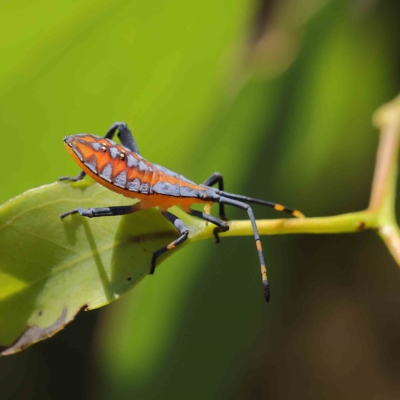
[219,190,304,218]
[203,172,227,221]
[219,196,270,303]
[60,203,143,219]
[187,209,229,244]
[150,211,189,275]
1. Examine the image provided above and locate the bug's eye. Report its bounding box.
[100,145,107,152]
[119,152,126,160]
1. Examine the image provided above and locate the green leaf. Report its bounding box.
[0,179,201,355]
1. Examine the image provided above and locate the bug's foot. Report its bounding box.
[263,280,270,303]
[60,208,94,219]
[149,256,156,275]
[60,208,93,219]
[213,223,229,244]
[59,176,80,182]
[213,229,221,244]
[60,208,81,219]
[59,171,86,182]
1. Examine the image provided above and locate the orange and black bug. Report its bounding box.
[60,123,304,302]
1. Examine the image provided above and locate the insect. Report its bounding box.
[60,123,304,302]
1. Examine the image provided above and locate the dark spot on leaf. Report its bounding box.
[357,221,366,231]
[38,311,43,316]
[127,277,132,281]
[122,231,176,244]
[143,247,146,252]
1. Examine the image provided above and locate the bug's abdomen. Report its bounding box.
[64,134,216,203]
[64,134,156,194]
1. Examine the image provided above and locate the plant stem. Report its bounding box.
[369,96,400,264]
[192,211,377,241]
[369,96,400,218]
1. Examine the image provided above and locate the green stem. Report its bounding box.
[191,211,378,242]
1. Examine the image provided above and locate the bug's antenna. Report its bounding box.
[219,196,270,302]
[219,191,304,218]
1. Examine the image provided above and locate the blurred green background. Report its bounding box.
[1,0,400,399]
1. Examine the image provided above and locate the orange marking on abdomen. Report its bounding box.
[77,141,97,162]
[96,151,113,173]
[126,164,141,183]
[141,160,155,186]
[150,166,160,188]
[111,158,128,180]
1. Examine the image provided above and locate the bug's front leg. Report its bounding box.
[59,170,86,182]
[150,211,189,275]
[60,204,142,219]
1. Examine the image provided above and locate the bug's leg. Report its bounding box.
[219,190,304,218]
[60,203,143,219]
[150,211,189,275]
[105,122,140,154]
[203,172,227,221]
[187,209,229,244]
[59,170,86,182]
[219,196,270,303]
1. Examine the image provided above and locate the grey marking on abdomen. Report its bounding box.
[127,178,141,192]
[139,160,153,173]
[114,170,127,188]
[72,147,83,162]
[109,147,119,159]
[127,154,138,168]
[91,142,103,151]
[85,156,97,174]
[153,181,180,197]
[100,163,113,182]
[140,182,150,194]
[179,185,199,198]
